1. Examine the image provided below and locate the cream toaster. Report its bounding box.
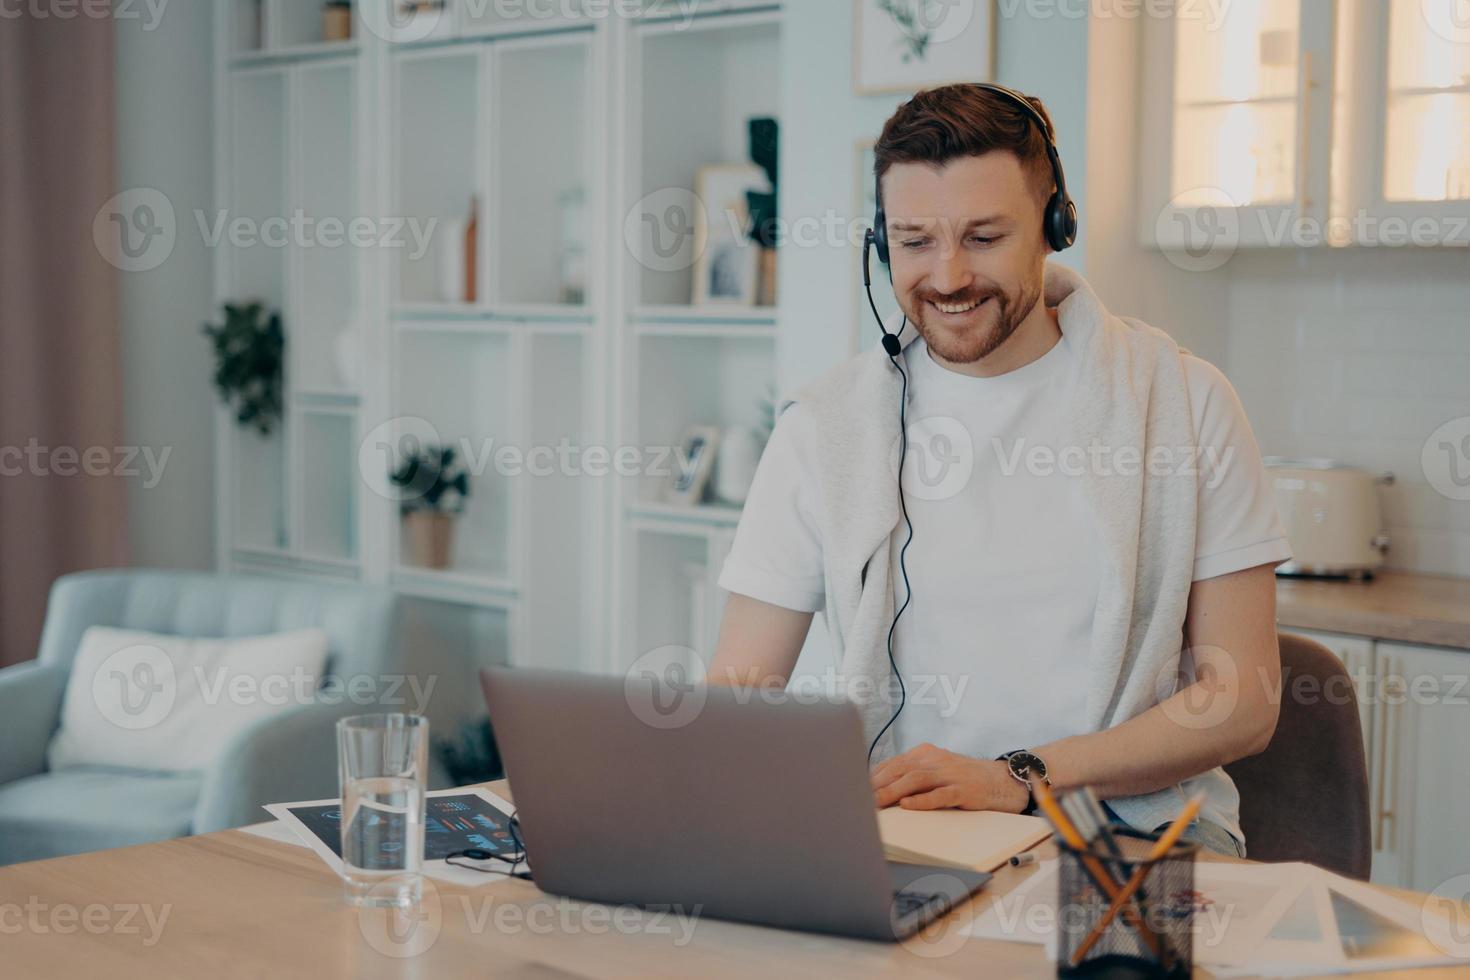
[1264,458,1392,578]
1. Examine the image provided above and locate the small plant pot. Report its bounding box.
[405,511,455,570]
[323,4,352,41]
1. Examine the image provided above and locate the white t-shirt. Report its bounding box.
[717,333,1291,763]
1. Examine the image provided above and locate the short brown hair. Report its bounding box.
[873,83,1057,206]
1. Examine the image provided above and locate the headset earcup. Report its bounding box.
[874,209,889,265]
[1044,191,1077,252]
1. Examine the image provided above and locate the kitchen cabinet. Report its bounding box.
[1141,0,1470,249]
[1281,628,1470,890]
[1373,641,1470,893]
[1342,0,1470,239]
[1139,0,1337,249]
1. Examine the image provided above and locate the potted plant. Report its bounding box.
[323,0,352,42]
[745,117,779,306]
[203,301,284,436]
[391,444,470,569]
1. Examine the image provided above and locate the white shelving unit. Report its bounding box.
[212,0,782,678]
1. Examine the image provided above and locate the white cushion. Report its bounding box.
[47,626,330,772]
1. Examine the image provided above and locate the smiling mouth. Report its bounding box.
[927,296,991,318]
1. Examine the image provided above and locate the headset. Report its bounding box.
[860,82,1076,765]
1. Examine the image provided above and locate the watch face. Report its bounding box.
[1009,751,1047,781]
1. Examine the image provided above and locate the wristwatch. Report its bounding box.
[997,750,1050,816]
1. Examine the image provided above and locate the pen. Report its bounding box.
[1009,851,1036,867]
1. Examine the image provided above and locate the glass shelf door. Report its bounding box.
[1142,0,1335,249]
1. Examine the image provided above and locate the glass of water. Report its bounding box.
[336,713,429,908]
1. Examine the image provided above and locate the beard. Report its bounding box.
[907,273,1043,364]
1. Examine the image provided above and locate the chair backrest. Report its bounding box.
[36,569,400,681]
[1224,632,1371,880]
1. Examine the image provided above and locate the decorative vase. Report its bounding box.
[322,4,352,41]
[464,195,479,304]
[405,511,455,569]
[757,246,777,306]
[714,425,762,504]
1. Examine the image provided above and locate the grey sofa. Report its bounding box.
[0,569,401,865]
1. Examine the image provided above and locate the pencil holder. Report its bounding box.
[1055,828,1198,979]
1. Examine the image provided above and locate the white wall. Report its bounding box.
[115,3,217,570]
[1223,248,1470,578]
[777,1,1090,399]
[1082,6,1231,366]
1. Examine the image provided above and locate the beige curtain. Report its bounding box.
[0,10,129,667]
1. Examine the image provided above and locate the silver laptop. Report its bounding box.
[479,667,991,942]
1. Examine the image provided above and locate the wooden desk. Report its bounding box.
[0,780,1464,980]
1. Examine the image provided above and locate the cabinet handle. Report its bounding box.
[1374,654,1390,850]
[1296,50,1313,213]
[1382,655,1401,852]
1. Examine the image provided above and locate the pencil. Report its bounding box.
[1070,792,1205,967]
[1031,781,1164,958]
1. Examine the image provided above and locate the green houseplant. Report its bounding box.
[391,444,470,569]
[203,301,284,436]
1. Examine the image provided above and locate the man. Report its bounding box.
[708,84,1290,857]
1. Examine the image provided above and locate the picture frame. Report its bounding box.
[665,425,722,507]
[852,0,996,96]
[692,164,769,306]
[854,138,903,355]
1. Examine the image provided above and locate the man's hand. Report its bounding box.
[870,742,1031,812]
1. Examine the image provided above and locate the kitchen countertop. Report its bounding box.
[1276,570,1470,650]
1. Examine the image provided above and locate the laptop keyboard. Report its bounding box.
[893,889,947,918]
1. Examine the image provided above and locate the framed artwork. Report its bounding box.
[692,164,769,306]
[852,0,995,95]
[854,138,903,355]
[665,426,721,506]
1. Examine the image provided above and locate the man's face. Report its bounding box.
[882,152,1049,364]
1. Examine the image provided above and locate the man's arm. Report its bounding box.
[872,563,1282,810]
[707,593,813,689]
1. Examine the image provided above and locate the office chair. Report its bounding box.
[1223,632,1372,880]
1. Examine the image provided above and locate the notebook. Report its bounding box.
[878,806,1053,872]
